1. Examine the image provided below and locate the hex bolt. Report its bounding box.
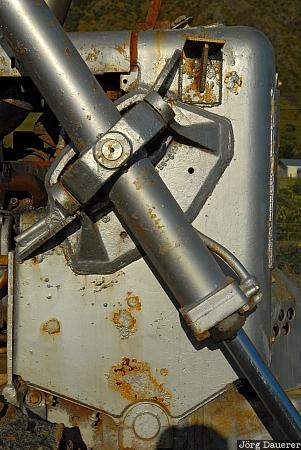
[98,139,123,161]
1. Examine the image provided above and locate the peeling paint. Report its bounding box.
[109,358,171,406]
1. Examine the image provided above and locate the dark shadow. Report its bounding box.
[156,424,229,450]
[58,426,88,450]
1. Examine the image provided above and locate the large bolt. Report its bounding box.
[25,389,43,407]
[100,139,123,161]
[134,412,161,440]
[93,132,131,168]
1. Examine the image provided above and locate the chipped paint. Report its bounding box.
[112,309,137,339]
[112,292,142,338]
[224,70,242,94]
[109,358,171,406]
[126,292,141,311]
[42,318,60,335]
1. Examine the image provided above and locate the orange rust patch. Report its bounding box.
[41,318,61,335]
[112,309,137,339]
[130,32,138,66]
[160,368,169,377]
[32,256,40,265]
[126,292,141,311]
[109,357,171,406]
[85,48,100,62]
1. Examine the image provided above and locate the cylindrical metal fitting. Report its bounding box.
[223,329,301,439]
[45,0,72,25]
[0,0,120,152]
[110,158,228,307]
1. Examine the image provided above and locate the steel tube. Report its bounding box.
[110,158,227,307]
[45,0,72,25]
[0,0,120,152]
[222,329,301,439]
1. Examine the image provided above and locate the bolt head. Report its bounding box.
[98,139,123,161]
[26,389,43,406]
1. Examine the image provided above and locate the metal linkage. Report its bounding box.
[223,330,301,439]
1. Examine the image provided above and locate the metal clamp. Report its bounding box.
[180,279,248,341]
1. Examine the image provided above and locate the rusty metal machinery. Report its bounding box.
[0,0,300,448]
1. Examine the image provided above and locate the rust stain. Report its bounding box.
[224,71,242,95]
[32,256,41,265]
[85,47,100,62]
[41,318,61,335]
[15,46,28,57]
[130,32,138,66]
[0,404,16,427]
[147,207,165,231]
[109,357,171,406]
[160,368,168,377]
[0,255,8,266]
[112,309,137,339]
[133,177,155,191]
[112,292,141,338]
[126,292,141,311]
[65,47,72,57]
[115,45,127,58]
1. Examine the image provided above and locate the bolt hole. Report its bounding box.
[120,231,127,239]
[272,324,280,338]
[287,307,295,321]
[122,79,128,84]
[282,322,290,336]
[188,167,195,174]
[278,309,285,322]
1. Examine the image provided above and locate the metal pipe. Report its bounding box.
[45,0,72,25]
[110,158,228,307]
[222,329,301,439]
[195,229,250,281]
[0,0,120,152]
